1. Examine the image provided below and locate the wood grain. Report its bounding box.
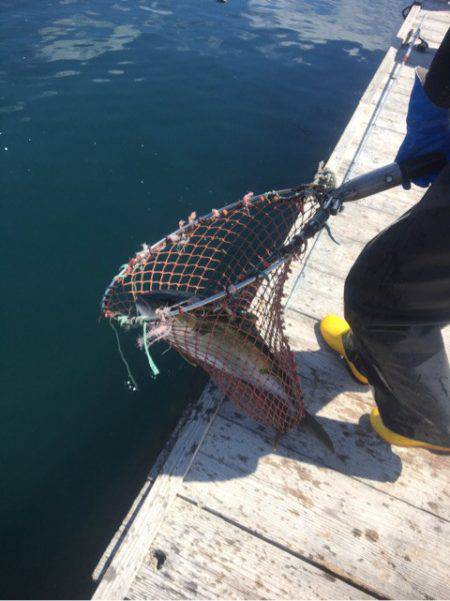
[128,496,372,600]
[184,418,450,599]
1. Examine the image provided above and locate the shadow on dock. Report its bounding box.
[183,317,405,484]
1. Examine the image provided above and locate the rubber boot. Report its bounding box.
[320,315,369,385]
[370,407,450,451]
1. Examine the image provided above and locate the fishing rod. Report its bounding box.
[342,11,426,183]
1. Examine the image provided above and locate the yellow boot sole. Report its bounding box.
[370,407,450,451]
[320,315,369,385]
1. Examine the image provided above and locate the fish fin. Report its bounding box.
[302,411,335,453]
[272,430,282,451]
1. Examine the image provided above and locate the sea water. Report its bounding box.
[0,0,404,596]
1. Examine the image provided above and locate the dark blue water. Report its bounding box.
[1,1,403,597]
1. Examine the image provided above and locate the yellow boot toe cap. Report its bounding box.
[370,408,450,451]
[320,314,368,385]
[319,314,350,356]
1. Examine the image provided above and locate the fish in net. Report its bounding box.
[102,167,335,449]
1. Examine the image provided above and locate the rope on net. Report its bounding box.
[109,320,139,392]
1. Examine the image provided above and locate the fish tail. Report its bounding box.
[302,411,335,453]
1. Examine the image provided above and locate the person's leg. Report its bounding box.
[341,165,450,447]
[343,321,450,447]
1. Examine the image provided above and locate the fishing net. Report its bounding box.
[102,169,334,433]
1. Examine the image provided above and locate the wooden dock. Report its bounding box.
[93,3,450,599]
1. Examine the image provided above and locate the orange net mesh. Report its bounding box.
[102,183,327,432]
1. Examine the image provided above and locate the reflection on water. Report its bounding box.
[0,0,403,117]
[54,69,80,77]
[0,102,25,113]
[246,0,402,51]
[33,0,399,71]
[36,2,175,65]
[39,21,141,62]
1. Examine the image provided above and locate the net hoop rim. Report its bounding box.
[101,182,325,323]
[126,256,286,325]
[149,184,308,250]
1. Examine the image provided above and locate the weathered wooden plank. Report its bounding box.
[339,188,416,217]
[328,113,410,179]
[360,62,414,111]
[287,273,344,321]
[184,418,450,599]
[286,177,444,314]
[284,191,424,320]
[326,202,398,244]
[336,126,407,172]
[287,200,438,312]
[328,95,409,175]
[351,98,411,132]
[93,383,224,600]
[127,496,372,600]
[218,398,450,525]
[422,12,450,31]
[328,117,408,179]
[301,238,362,280]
